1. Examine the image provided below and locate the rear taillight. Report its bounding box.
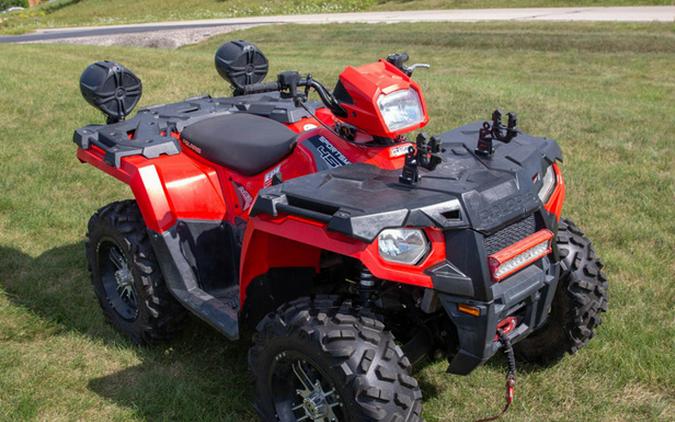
[488,229,553,282]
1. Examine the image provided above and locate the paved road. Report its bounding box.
[1,6,673,44]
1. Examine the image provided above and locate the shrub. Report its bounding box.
[0,0,28,11]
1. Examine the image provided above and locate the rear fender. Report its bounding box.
[239,214,444,307]
[77,145,228,232]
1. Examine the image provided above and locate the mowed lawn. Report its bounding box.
[0,22,673,421]
[0,0,671,34]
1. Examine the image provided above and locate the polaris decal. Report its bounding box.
[182,138,202,154]
[303,135,351,170]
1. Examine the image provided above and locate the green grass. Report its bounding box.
[0,0,671,34]
[1,21,674,421]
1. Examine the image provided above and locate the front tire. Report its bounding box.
[86,200,186,344]
[515,218,608,364]
[249,296,422,421]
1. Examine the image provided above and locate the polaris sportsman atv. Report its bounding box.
[75,40,608,421]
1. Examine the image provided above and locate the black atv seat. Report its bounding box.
[181,113,297,176]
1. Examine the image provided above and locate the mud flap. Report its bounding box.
[148,225,239,340]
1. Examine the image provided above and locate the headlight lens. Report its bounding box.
[377,89,424,132]
[378,228,429,265]
[537,165,557,203]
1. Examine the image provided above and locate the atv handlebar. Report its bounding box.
[239,81,282,95]
[237,71,347,118]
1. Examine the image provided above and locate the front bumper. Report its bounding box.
[439,259,559,374]
[429,212,561,375]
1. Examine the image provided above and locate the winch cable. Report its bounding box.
[474,329,517,422]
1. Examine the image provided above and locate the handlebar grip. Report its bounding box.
[240,81,281,95]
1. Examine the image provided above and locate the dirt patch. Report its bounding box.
[24,24,263,48]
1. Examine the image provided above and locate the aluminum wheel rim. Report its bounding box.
[98,239,139,321]
[270,352,345,422]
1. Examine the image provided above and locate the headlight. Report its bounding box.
[378,228,429,265]
[377,89,424,132]
[537,165,557,203]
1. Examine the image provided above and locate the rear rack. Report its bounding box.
[74,114,180,168]
[74,94,319,168]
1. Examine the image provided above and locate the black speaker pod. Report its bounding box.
[215,40,269,90]
[80,61,142,123]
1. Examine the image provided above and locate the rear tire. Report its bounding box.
[515,218,608,364]
[249,296,423,421]
[86,200,186,344]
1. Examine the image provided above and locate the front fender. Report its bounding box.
[239,214,444,307]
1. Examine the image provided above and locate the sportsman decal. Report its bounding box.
[303,135,351,171]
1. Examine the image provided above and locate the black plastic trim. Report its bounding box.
[333,80,354,105]
[438,259,559,375]
[427,261,474,297]
[147,221,240,340]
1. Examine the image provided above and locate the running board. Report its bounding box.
[148,228,239,340]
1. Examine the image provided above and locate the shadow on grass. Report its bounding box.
[86,338,256,421]
[0,243,257,421]
[0,242,546,418]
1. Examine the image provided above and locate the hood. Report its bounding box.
[252,121,562,242]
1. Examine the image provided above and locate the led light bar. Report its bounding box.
[488,229,554,282]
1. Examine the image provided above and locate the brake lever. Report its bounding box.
[407,63,430,75]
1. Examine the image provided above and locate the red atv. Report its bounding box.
[75,40,608,421]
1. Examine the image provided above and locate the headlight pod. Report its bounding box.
[378,228,429,265]
[376,89,424,132]
[537,165,557,203]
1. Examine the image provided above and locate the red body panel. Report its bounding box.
[78,144,228,232]
[544,163,565,221]
[337,60,429,139]
[77,106,412,233]
[239,215,446,306]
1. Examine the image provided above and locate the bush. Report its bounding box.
[0,0,28,11]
